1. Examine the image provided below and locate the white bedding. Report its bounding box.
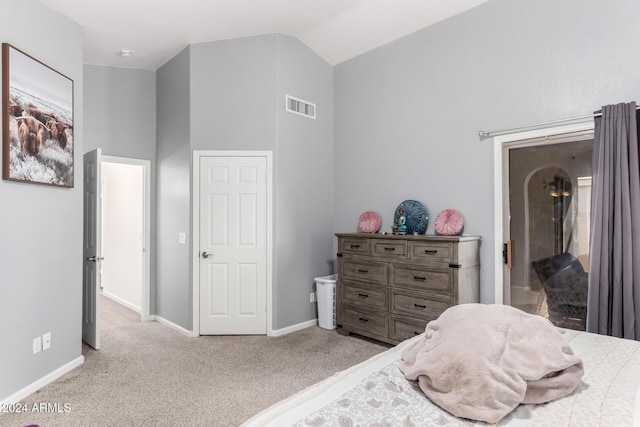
[242,329,640,426]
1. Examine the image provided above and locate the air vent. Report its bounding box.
[286,95,316,119]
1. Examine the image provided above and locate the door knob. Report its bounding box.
[86,256,104,262]
[202,252,213,258]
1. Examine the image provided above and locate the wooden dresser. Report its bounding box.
[335,233,480,345]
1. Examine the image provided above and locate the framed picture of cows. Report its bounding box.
[2,43,74,187]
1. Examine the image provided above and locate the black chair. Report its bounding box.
[531,253,588,331]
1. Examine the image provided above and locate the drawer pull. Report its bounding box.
[414,304,427,309]
[424,249,438,255]
[358,317,369,323]
[384,247,396,252]
[358,293,369,298]
[357,268,369,273]
[350,244,361,249]
[413,276,426,281]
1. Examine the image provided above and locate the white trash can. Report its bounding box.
[315,274,338,330]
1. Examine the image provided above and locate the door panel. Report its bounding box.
[238,263,258,315]
[82,149,102,349]
[199,155,267,335]
[238,194,258,246]
[209,194,229,245]
[208,263,229,316]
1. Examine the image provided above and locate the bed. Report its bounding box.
[243,320,640,426]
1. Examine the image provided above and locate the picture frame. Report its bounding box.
[2,43,74,187]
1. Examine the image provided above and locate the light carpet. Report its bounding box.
[2,322,388,427]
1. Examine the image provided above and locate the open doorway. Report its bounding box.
[100,158,147,330]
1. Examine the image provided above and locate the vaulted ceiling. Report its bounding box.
[38,0,489,70]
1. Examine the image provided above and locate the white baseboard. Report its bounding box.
[102,290,141,314]
[153,315,316,338]
[153,315,198,337]
[269,318,317,337]
[0,355,84,406]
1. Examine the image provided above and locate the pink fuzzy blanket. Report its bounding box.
[399,304,584,423]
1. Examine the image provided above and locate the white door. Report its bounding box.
[82,149,103,349]
[199,155,267,335]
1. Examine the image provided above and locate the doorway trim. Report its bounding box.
[192,150,273,337]
[101,155,152,321]
[493,122,594,305]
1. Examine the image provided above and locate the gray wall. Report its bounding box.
[83,65,157,312]
[156,48,192,328]
[334,0,640,303]
[155,34,334,330]
[190,36,278,151]
[83,66,156,157]
[275,35,334,328]
[0,0,83,401]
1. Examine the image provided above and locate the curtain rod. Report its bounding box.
[478,106,640,139]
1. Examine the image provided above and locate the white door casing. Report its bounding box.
[198,153,270,335]
[82,149,102,349]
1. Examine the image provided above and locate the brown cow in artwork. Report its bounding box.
[9,101,24,117]
[17,116,48,157]
[27,106,53,125]
[46,119,68,149]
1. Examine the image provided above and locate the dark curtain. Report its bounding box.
[587,102,640,340]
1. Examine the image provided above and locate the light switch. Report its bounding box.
[178,232,186,244]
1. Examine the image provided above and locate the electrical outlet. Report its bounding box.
[33,337,42,354]
[43,332,51,350]
[310,292,316,303]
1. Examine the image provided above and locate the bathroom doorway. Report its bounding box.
[99,158,147,329]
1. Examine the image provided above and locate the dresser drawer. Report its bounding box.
[342,308,388,339]
[390,316,430,342]
[339,237,371,256]
[393,266,453,293]
[372,239,407,259]
[391,288,452,319]
[342,280,388,311]
[342,260,387,285]
[409,242,454,263]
